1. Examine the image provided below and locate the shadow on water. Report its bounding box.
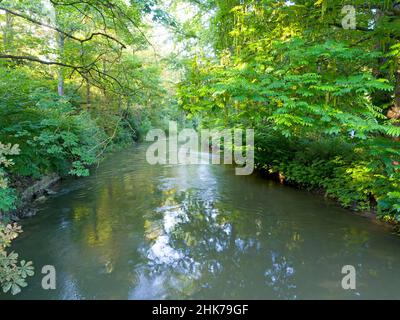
[4,143,400,300]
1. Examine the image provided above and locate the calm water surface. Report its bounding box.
[5,143,400,300]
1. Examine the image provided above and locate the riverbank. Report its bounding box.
[4,174,61,221]
[1,140,138,221]
[256,162,399,233]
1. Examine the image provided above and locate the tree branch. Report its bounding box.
[0,54,81,69]
[0,54,125,94]
[0,6,126,48]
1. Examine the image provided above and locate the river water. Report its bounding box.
[5,143,400,300]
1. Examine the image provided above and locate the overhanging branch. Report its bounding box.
[0,54,124,94]
[0,6,126,49]
[0,54,82,69]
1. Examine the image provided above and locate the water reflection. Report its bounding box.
[6,144,400,300]
[130,162,336,299]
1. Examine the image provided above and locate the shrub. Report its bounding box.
[0,223,34,295]
[0,142,34,296]
[254,131,400,219]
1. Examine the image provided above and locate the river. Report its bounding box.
[6,143,400,299]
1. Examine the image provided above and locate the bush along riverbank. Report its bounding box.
[253,131,400,227]
[0,91,138,220]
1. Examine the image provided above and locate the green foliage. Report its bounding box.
[0,74,103,178]
[178,0,400,221]
[179,38,396,137]
[0,142,20,213]
[0,223,34,296]
[0,142,33,296]
[0,188,17,214]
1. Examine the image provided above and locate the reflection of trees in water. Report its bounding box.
[264,251,297,299]
[59,167,156,299]
[67,158,375,299]
[142,187,300,299]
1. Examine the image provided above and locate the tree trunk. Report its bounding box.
[57,32,65,96]
[86,77,91,108]
[387,69,400,120]
[103,59,107,98]
[371,10,393,114]
[3,12,14,52]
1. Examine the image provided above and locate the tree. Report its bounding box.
[176,0,400,219]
